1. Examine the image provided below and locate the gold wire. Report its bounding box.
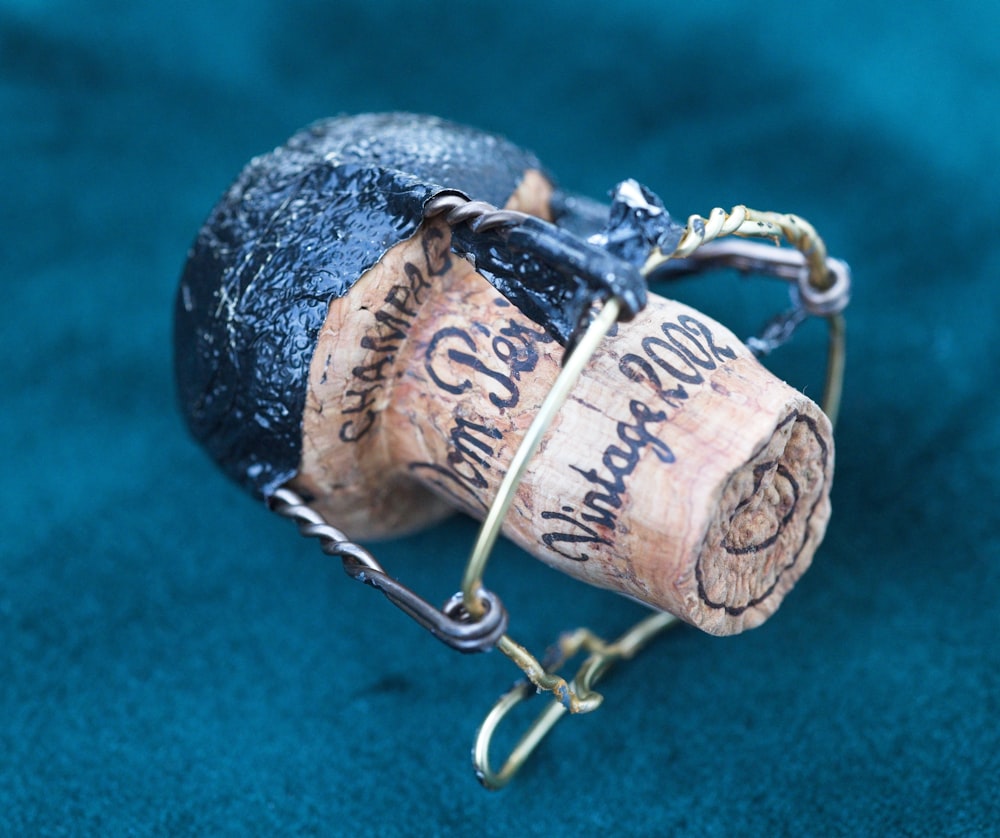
[460,296,623,619]
[822,313,846,428]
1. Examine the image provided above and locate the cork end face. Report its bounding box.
[690,405,834,636]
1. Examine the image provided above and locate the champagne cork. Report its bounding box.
[290,218,834,636]
[175,113,835,638]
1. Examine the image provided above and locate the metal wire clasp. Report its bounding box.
[269,193,849,790]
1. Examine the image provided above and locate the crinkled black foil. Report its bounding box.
[174,114,545,498]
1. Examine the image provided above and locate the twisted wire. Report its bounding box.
[268,488,509,652]
[672,206,827,278]
[269,488,380,569]
[648,205,849,317]
[423,193,529,233]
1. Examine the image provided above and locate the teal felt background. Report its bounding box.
[3,1,998,834]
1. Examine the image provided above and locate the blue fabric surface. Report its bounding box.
[2,1,998,834]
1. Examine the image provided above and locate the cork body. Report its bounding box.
[291,220,834,636]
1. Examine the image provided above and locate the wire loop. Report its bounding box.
[473,611,679,789]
